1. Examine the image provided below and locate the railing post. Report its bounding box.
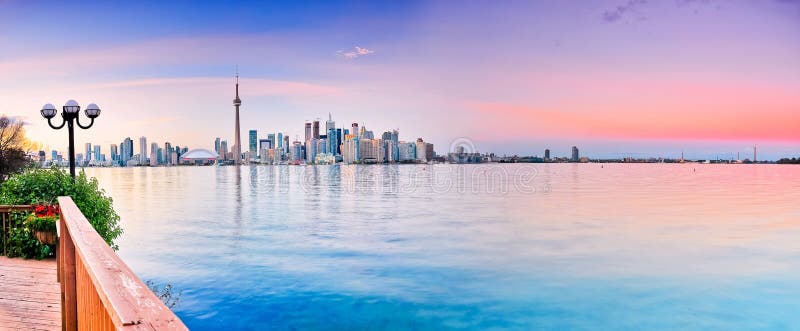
[59,214,77,331]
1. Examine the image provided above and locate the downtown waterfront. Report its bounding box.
[83,163,800,330]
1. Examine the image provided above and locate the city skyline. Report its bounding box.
[1,1,799,160]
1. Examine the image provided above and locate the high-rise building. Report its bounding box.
[51,150,58,161]
[233,71,242,165]
[258,139,271,158]
[291,141,303,162]
[335,128,342,155]
[139,136,147,163]
[313,120,320,139]
[85,143,92,162]
[277,132,283,150]
[121,137,133,166]
[283,136,289,154]
[544,149,550,161]
[165,142,173,165]
[416,138,427,162]
[358,139,385,163]
[93,145,101,163]
[304,122,312,143]
[326,113,335,131]
[328,126,338,155]
[150,142,159,164]
[220,140,228,160]
[306,138,318,162]
[267,133,276,151]
[249,130,258,155]
[342,134,359,164]
[425,143,435,161]
[398,141,416,161]
[351,123,358,138]
[214,137,221,155]
[571,146,579,162]
[110,144,118,163]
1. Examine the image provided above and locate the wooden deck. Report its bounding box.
[0,256,61,330]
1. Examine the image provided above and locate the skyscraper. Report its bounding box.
[85,143,92,162]
[249,130,258,155]
[139,136,147,163]
[165,142,173,165]
[416,138,427,162]
[150,142,159,164]
[544,149,550,161]
[277,132,283,150]
[93,145,101,163]
[121,137,133,166]
[220,140,228,160]
[313,120,320,139]
[571,146,579,162]
[304,122,312,143]
[214,137,221,155]
[110,144,118,163]
[233,70,242,165]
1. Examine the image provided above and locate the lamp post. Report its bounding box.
[40,100,101,178]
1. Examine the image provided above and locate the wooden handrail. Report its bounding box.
[57,196,188,330]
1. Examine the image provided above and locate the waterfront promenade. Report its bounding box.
[0,256,60,330]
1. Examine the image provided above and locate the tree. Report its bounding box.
[0,116,32,181]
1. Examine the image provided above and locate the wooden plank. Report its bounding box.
[0,255,61,330]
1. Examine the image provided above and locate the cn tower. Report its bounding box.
[233,70,242,165]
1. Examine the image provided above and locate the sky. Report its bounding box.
[0,0,798,160]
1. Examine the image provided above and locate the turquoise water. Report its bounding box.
[84,164,800,330]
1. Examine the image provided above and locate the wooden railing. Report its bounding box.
[0,205,34,256]
[57,196,188,330]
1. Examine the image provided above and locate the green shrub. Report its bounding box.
[4,211,52,260]
[0,167,122,253]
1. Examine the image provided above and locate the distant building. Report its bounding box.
[249,130,258,155]
[139,136,147,163]
[398,141,416,162]
[85,143,92,163]
[165,142,173,165]
[313,120,320,139]
[306,138,318,162]
[571,146,579,162]
[291,141,303,162]
[416,138,427,162]
[258,139,271,158]
[544,149,550,161]
[304,122,312,143]
[180,149,219,165]
[110,144,118,163]
[220,140,228,160]
[342,134,359,164]
[358,139,384,163]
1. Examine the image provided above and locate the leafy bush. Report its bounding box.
[0,167,122,253]
[4,211,53,259]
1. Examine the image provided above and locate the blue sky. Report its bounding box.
[1,0,798,160]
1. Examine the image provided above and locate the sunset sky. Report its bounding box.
[1,0,798,160]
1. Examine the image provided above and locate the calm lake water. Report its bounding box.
[83,164,800,330]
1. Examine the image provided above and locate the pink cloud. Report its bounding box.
[336,46,375,60]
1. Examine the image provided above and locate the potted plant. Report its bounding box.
[27,204,60,245]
